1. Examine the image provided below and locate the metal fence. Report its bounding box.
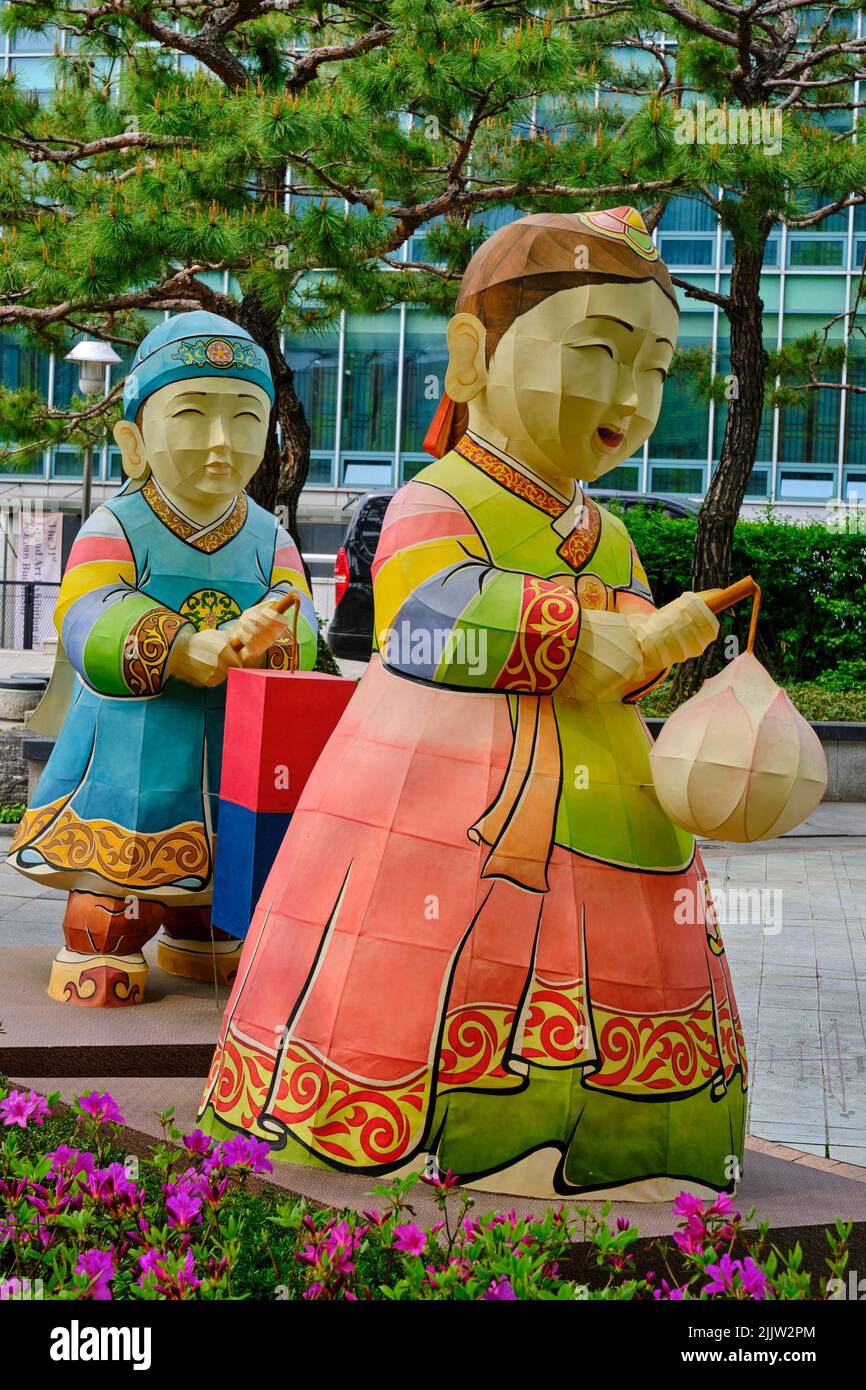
[0,580,60,650]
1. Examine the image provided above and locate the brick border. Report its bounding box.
[747,1134,866,1183]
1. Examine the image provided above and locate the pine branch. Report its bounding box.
[670,276,732,311]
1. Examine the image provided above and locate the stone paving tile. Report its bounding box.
[829,1145,866,1165]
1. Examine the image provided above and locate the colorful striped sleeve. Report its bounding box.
[372,481,581,693]
[261,524,318,671]
[56,508,185,697]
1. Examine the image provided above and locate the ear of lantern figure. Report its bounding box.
[649,651,828,842]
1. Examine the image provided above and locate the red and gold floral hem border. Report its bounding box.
[202,978,747,1169]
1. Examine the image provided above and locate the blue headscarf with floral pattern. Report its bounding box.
[122,311,275,420]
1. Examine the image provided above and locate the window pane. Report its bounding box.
[10,56,57,94]
[776,469,835,500]
[10,28,56,52]
[649,337,709,462]
[285,328,339,454]
[0,336,49,475]
[843,349,866,468]
[778,377,840,465]
[788,238,845,268]
[649,465,705,493]
[596,463,641,491]
[401,310,447,453]
[51,448,84,479]
[340,457,393,488]
[657,236,715,268]
[341,313,399,454]
[659,198,716,233]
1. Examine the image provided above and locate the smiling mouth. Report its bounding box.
[204,461,233,474]
[595,426,626,451]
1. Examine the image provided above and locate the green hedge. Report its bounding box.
[619,507,866,688]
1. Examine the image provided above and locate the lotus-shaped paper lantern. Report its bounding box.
[650,582,828,842]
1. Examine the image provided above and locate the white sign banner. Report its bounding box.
[14,509,63,649]
[16,509,63,584]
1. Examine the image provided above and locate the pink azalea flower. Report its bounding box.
[672,1191,705,1221]
[86,1164,142,1212]
[484,1277,517,1301]
[673,1222,707,1256]
[213,1135,273,1173]
[183,1129,213,1156]
[0,1089,51,1129]
[702,1252,740,1296]
[707,1192,738,1219]
[75,1249,114,1301]
[163,1168,208,1202]
[653,1280,686,1301]
[421,1166,461,1192]
[392,1222,427,1257]
[166,1192,202,1229]
[75,1091,125,1126]
[739,1257,768,1300]
[46,1145,95,1178]
[138,1248,200,1296]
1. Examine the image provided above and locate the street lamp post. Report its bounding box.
[64,340,122,528]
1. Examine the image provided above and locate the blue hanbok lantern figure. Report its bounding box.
[9,312,318,1006]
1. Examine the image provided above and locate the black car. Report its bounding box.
[325,487,698,661]
[327,491,395,660]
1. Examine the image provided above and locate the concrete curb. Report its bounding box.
[746,1136,866,1184]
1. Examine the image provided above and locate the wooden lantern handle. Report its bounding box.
[697,575,761,653]
[229,590,301,672]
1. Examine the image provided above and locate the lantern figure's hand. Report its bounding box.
[631,592,719,672]
[224,599,293,666]
[167,627,243,688]
[562,610,644,703]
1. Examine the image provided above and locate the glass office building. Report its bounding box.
[3,21,866,515]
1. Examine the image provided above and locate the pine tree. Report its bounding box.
[623,0,866,692]
[0,0,682,535]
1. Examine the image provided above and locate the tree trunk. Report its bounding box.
[236,291,311,548]
[671,218,771,700]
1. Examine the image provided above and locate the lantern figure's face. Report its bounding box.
[450,280,678,488]
[138,377,272,509]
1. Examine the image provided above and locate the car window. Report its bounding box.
[354,498,391,559]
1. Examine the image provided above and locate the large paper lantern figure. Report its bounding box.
[199,209,752,1199]
[650,579,828,840]
[8,312,318,1006]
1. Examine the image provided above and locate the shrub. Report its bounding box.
[615,506,866,688]
[0,1082,854,1302]
[642,678,866,723]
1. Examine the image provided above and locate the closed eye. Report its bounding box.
[647,366,669,381]
[171,408,205,417]
[568,342,615,359]
[233,411,262,420]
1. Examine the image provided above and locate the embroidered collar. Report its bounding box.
[454,434,602,574]
[142,477,248,553]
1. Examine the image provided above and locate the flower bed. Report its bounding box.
[0,1081,854,1302]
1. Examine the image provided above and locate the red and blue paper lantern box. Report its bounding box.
[212,667,355,939]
